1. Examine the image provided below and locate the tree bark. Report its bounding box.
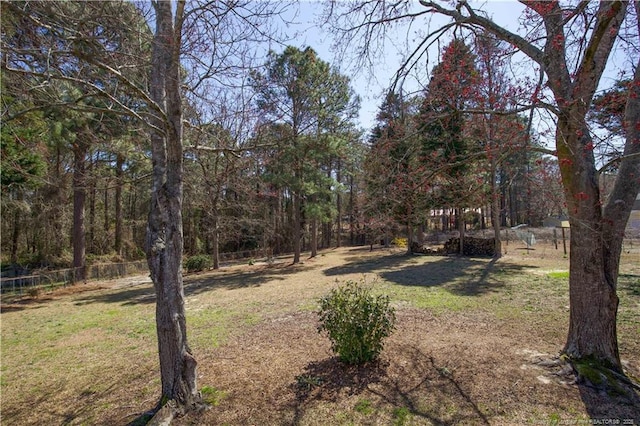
[211,211,220,270]
[88,167,96,255]
[293,190,302,263]
[544,1,630,372]
[10,191,22,264]
[104,176,109,237]
[490,155,502,259]
[457,207,464,255]
[72,137,88,281]
[146,1,201,420]
[310,217,317,257]
[349,173,355,245]
[336,159,342,248]
[114,154,124,255]
[562,53,640,371]
[406,218,413,255]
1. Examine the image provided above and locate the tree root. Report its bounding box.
[565,355,640,397]
[146,400,177,426]
[144,395,209,426]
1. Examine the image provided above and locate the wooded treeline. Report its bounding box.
[5,0,628,273]
[3,1,617,272]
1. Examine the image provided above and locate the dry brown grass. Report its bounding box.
[1,238,639,425]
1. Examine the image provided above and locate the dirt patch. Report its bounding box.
[2,241,639,425]
[183,307,640,425]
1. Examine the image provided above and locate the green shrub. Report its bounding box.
[317,279,396,365]
[184,254,211,273]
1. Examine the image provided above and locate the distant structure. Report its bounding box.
[627,193,640,230]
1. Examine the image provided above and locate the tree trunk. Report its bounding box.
[558,114,622,371]
[212,211,220,270]
[336,159,342,248]
[104,177,110,237]
[88,171,96,255]
[563,219,620,369]
[146,1,201,421]
[406,216,413,255]
[457,207,465,255]
[10,191,22,264]
[114,154,124,255]
[349,173,355,245]
[310,217,317,257]
[275,189,282,255]
[72,138,88,281]
[490,156,502,259]
[499,169,508,227]
[560,52,640,372]
[293,190,302,263]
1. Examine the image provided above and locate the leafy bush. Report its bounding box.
[184,254,211,273]
[317,279,396,365]
[391,237,407,248]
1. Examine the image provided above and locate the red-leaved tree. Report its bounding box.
[328,0,640,378]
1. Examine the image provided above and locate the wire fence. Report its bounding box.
[0,248,274,296]
[218,247,273,263]
[2,232,637,296]
[0,260,149,295]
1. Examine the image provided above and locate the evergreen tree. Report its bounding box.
[251,46,358,262]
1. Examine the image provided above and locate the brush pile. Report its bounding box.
[409,241,442,255]
[443,237,495,256]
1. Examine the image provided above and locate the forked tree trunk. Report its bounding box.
[557,114,623,371]
[146,1,201,422]
[559,55,640,372]
[545,1,634,373]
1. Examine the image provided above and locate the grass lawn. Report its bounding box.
[1,241,639,425]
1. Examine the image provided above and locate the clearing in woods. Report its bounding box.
[1,239,639,425]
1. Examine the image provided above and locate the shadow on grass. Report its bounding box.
[619,273,640,297]
[291,357,387,425]
[1,379,118,426]
[325,252,532,297]
[74,284,156,306]
[368,345,491,425]
[323,251,412,277]
[291,345,490,425]
[73,261,320,306]
[577,373,640,422]
[0,297,50,313]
